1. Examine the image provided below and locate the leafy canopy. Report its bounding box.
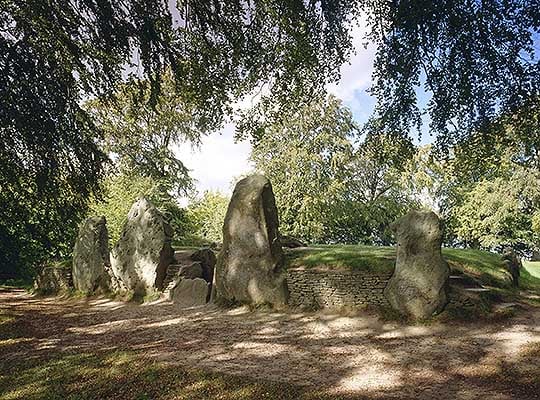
[252,94,417,244]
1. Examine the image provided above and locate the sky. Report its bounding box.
[174,22,399,198]
[175,23,377,197]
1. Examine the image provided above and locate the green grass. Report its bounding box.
[0,278,33,291]
[285,244,540,293]
[442,247,510,288]
[285,244,396,272]
[523,261,540,279]
[0,345,334,400]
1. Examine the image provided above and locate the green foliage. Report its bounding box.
[453,166,540,250]
[366,0,539,149]
[3,0,538,279]
[0,175,91,280]
[85,71,216,196]
[180,191,230,246]
[252,95,416,244]
[1,0,356,279]
[251,94,356,242]
[89,173,188,245]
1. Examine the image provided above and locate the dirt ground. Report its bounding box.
[1,288,540,400]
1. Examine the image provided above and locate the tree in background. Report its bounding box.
[251,95,356,243]
[85,71,218,197]
[252,95,417,244]
[88,173,189,246]
[181,191,230,246]
[1,0,355,277]
[447,111,540,251]
[86,73,211,244]
[329,129,418,244]
[453,165,540,251]
[2,0,538,276]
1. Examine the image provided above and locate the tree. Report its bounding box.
[251,94,356,242]
[251,94,416,244]
[366,0,539,149]
[330,129,418,244]
[85,71,215,196]
[453,165,540,251]
[182,191,230,246]
[89,172,189,245]
[1,0,356,276]
[2,0,539,276]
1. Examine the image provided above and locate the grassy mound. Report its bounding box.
[285,244,540,293]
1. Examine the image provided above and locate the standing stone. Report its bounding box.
[191,248,217,284]
[171,278,209,307]
[34,264,73,294]
[384,210,449,319]
[72,216,111,293]
[502,247,521,287]
[178,262,204,280]
[215,174,288,305]
[110,198,174,294]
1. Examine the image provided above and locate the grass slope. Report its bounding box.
[285,245,540,292]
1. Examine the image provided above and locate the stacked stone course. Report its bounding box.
[286,267,393,308]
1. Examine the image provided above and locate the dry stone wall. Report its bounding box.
[286,267,393,308]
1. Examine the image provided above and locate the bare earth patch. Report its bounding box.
[1,288,540,399]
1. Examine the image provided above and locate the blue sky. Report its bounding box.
[174,21,435,197]
[175,23,377,196]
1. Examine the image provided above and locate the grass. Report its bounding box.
[285,244,540,294]
[284,244,396,272]
[0,349,307,400]
[0,279,33,291]
[523,261,540,279]
[0,313,335,400]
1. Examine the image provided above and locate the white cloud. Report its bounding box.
[327,16,376,106]
[174,123,254,198]
[176,20,376,197]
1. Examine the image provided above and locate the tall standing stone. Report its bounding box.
[72,216,111,293]
[502,247,521,287]
[215,174,288,306]
[384,210,449,319]
[110,198,174,294]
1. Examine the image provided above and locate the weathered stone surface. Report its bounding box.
[215,174,288,305]
[502,247,521,287]
[34,265,72,294]
[287,268,393,309]
[110,198,174,294]
[191,248,217,283]
[384,210,450,319]
[162,249,217,300]
[178,262,203,280]
[72,216,111,293]
[171,278,209,307]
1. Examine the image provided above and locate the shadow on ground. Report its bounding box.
[1,288,539,400]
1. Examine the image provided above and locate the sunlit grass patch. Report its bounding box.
[285,244,396,272]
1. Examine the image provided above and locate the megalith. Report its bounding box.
[72,216,111,293]
[502,247,521,287]
[170,278,209,307]
[34,264,73,294]
[110,198,174,294]
[384,210,449,319]
[215,174,288,305]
